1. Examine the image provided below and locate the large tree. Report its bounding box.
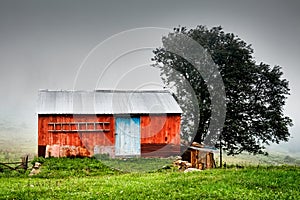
[152,26,292,155]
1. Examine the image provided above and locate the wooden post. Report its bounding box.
[21,155,28,170]
[195,150,199,169]
[219,136,222,168]
[191,150,196,168]
[206,152,213,169]
[212,153,216,168]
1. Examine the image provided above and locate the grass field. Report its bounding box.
[0,157,299,200]
[214,151,300,167]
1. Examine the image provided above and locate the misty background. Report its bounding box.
[0,0,299,154]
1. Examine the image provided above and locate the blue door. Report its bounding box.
[115,117,140,156]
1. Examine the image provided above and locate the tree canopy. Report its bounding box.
[152,26,292,155]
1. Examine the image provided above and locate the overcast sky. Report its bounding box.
[0,0,299,153]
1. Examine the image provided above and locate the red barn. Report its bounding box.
[37,90,182,158]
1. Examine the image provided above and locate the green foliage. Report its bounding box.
[31,156,46,165]
[152,25,292,155]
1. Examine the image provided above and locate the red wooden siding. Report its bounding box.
[140,114,181,157]
[38,114,181,158]
[38,114,114,157]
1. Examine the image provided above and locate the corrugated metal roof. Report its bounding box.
[37,90,182,114]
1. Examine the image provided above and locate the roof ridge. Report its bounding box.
[38,89,171,93]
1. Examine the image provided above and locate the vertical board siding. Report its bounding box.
[140,114,181,157]
[141,114,180,144]
[38,114,114,157]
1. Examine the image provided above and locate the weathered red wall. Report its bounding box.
[38,114,114,157]
[38,114,181,157]
[140,114,181,157]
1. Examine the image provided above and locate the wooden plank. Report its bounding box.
[141,143,180,157]
[141,114,181,145]
[48,122,110,125]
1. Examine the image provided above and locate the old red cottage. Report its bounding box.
[37,90,182,158]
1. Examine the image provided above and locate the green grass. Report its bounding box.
[0,157,299,199]
[94,154,174,172]
[34,157,120,178]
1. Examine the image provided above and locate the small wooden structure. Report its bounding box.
[37,90,182,158]
[182,143,216,170]
[0,155,29,172]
